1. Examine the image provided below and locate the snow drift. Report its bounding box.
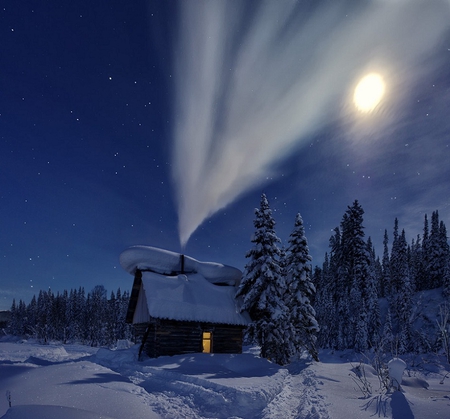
[1,340,450,419]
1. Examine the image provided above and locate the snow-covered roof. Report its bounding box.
[120,245,242,286]
[121,245,249,325]
[139,271,249,325]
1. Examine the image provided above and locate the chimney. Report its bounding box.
[180,254,185,274]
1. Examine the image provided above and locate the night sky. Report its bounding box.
[2,0,450,311]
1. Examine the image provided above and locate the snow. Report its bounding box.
[2,405,117,419]
[120,246,242,286]
[388,358,406,390]
[1,340,449,419]
[140,271,249,325]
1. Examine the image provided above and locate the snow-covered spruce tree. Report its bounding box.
[9,299,26,336]
[366,237,381,347]
[36,289,51,343]
[336,297,350,350]
[87,285,108,346]
[327,228,343,349]
[118,289,133,341]
[66,288,80,342]
[418,214,430,290]
[314,201,372,351]
[51,290,68,343]
[328,227,342,306]
[444,257,450,298]
[389,218,400,298]
[348,278,362,348]
[8,299,20,336]
[381,230,390,298]
[355,300,369,353]
[408,235,422,293]
[340,200,371,350]
[428,211,446,289]
[106,290,118,344]
[314,257,336,349]
[382,307,395,354]
[374,256,383,299]
[395,230,413,353]
[285,213,319,361]
[439,221,449,282]
[26,295,38,337]
[236,194,290,365]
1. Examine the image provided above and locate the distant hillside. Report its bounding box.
[378,287,449,353]
[410,287,449,348]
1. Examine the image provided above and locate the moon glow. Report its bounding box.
[353,73,385,112]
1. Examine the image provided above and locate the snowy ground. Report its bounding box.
[0,340,449,419]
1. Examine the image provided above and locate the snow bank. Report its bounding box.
[120,245,242,285]
[2,342,450,419]
[0,358,160,418]
[0,342,95,364]
[2,405,117,419]
[388,357,406,390]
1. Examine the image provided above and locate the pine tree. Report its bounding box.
[314,200,372,351]
[394,230,413,351]
[314,256,337,349]
[381,230,390,298]
[106,290,118,344]
[366,237,381,347]
[421,214,430,289]
[444,257,450,298]
[88,285,108,346]
[389,218,401,296]
[439,221,449,263]
[36,290,51,343]
[236,194,289,364]
[27,295,37,337]
[66,289,77,342]
[355,300,368,353]
[437,219,450,288]
[428,211,444,289]
[399,323,411,355]
[118,288,132,341]
[285,213,319,361]
[328,227,342,303]
[374,256,383,299]
[336,297,350,350]
[382,308,395,354]
[9,299,19,336]
[409,235,421,293]
[348,278,361,348]
[313,264,330,348]
[341,200,370,349]
[327,229,342,349]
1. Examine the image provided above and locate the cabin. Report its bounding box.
[121,245,249,359]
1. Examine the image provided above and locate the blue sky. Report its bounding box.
[1,0,450,310]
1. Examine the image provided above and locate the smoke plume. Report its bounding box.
[171,0,450,246]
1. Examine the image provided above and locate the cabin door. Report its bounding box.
[202,331,213,353]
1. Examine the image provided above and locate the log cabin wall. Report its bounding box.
[126,270,142,324]
[134,319,245,358]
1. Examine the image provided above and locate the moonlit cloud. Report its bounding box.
[171,0,450,247]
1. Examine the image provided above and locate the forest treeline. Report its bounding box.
[237,195,450,364]
[8,285,132,346]
[5,196,450,362]
[313,201,450,354]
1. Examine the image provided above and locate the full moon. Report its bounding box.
[353,73,385,112]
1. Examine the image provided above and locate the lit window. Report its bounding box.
[202,331,212,353]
